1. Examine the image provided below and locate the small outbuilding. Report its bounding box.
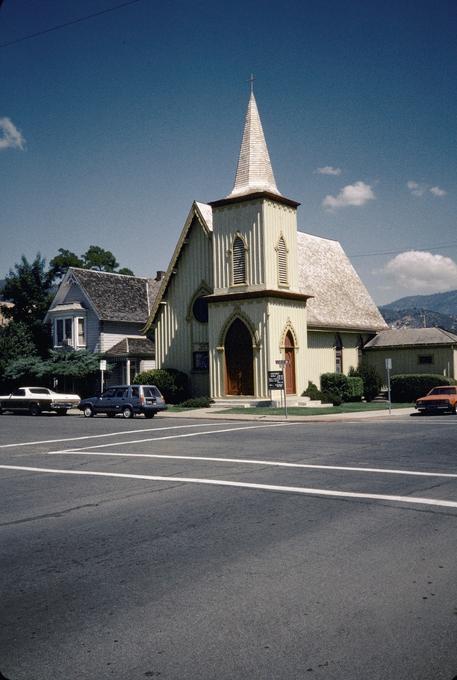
[363,327,457,380]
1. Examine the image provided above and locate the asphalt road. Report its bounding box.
[1,412,457,680]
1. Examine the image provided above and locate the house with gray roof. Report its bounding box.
[45,267,163,385]
[363,327,457,379]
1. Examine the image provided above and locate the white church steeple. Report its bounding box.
[227,91,282,198]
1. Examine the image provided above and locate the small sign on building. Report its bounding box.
[268,370,284,390]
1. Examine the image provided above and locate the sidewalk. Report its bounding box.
[159,406,416,423]
[67,406,416,422]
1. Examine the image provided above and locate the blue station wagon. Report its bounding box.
[79,384,167,419]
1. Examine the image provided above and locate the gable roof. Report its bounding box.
[297,232,387,332]
[105,337,155,356]
[364,327,457,349]
[47,268,160,323]
[143,201,212,330]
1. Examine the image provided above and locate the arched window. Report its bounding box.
[232,236,246,284]
[277,236,288,285]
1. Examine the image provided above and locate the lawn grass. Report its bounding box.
[218,402,414,416]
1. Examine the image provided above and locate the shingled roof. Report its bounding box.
[69,268,157,323]
[364,327,457,348]
[297,232,388,332]
[105,337,155,356]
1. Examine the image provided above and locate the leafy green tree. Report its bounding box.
[48,248,83,282]
[82,245,119,272]
[117,267,134,276]
[2,254,53,355]
[0,322,37,387]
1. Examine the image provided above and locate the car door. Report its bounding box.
[112,387,128,413]
[8,388,28,411]
[96,388,117,413]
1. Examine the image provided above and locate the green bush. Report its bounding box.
[320,373,350,402]
[346,376,364,401]
[350,362,383,402]
[322,390,342,406]
[133,368,190,404]
[302,381,324,401]
[390,374,455,403]
[178,396,213,408]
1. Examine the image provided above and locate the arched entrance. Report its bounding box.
[285,331,296,394]
[225,318,254,396]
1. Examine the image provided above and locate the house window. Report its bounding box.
[418,355,433,365]
[232,236,246,285]
[55,318,73,346]
[277,236,288,286]
[77,318,86,346]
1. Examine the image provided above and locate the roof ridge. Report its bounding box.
[69,267,148,281]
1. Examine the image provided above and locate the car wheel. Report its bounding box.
[29,404,41,416]
[144,412,155,419]
[122,406,133,419]
[83,405,94,418]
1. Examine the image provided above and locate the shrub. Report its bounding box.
[346,376,364,401]
[302,381,324,401]
[178,396,212,408]
[322,390,342,406]
[390,374,455,403]
[133,368,190,404]
[350,362,382,402]
[320,373,350,402]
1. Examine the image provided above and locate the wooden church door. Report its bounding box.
[225,318,254,396]
[285,331,296,394]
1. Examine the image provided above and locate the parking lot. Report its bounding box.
[1,412,457,679]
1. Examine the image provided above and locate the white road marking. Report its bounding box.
[1,464,457,510]
[48,423,291,453]
[0,423,253,449]
[47,451,457,479]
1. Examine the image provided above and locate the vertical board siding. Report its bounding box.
[364,347,455,380]
[307,330,362,387]
[155,219,212,382]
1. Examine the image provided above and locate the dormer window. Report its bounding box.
[277,235,288,286]
[232,235,246,285]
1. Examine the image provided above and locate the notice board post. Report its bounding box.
[385,358,392,415]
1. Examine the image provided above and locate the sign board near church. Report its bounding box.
[268,371,284,390]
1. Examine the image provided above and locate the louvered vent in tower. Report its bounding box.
[277,236,288,285]
[232,236,246,284]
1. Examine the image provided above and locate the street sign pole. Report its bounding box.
[275,359,288,419]
[385,358,392,415]
[99,359,107,394]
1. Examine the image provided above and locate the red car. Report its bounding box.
[415,386,457,414]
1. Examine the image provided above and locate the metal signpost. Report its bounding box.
[385,358,392,415]
[99,359,107,394]
[274,359,288,419]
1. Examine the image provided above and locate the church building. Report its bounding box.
[144,91,387,401]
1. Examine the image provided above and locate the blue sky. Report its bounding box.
[1,0,456,304]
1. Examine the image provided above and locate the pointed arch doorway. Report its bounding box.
[225,318,254,396]
[285,331,296,394]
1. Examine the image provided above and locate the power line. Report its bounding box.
[0,0,145,48]
[349,241,457,258]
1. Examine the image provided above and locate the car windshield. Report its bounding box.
[428,387,456,395]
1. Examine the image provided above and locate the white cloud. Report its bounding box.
[315,166,342,176]
[0,117,25,151]
[406,180,426,197]
[322,181,375,210]
[383,250,457,294]
[407,180,447,198]
[430,186,447,197]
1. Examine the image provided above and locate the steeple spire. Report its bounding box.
[227,91,282,199]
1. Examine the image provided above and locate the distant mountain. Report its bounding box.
[381,289,457,317]
[379,289,457,332]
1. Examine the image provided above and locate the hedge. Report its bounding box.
[346,376,364,401]
[132,368,190,404]
[320,373,351,402]
[390,374,455,403]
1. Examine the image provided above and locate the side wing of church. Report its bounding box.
[144,91,387,401]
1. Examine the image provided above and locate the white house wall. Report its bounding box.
[364,346,455,380]
[262,201,298,290]
[266,299,307,394]
[307,330,363,388]
[99,321,145,353]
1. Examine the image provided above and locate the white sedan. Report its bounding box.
[0,387,80,416]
